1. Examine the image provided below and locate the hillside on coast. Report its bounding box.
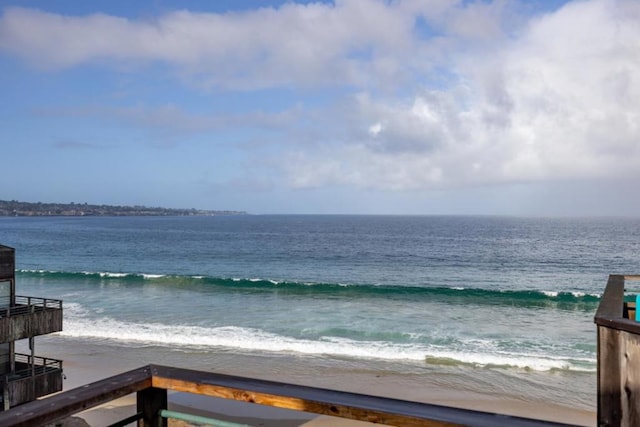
[0,200,246,217]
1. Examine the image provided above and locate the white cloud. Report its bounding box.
[282,0,640,190]
[0,1,417,89]
[368,122,383,137]
[2,0,640,193]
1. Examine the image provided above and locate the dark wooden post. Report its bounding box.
[597,326,622,426]
[136,387,167,427]
[595,275,640,426]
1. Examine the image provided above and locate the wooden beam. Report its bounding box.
[597,326,622,426]
[137,387,167,427]
[595,274,640,425]
[595,275,640,335]
[0,366,152,427]
[0,363,582,427]
[149,365,577,427]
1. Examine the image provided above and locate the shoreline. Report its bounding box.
[28,336,596,426]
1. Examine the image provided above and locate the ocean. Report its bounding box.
[2,214,638,411]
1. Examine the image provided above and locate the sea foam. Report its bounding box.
[60,307,596,373]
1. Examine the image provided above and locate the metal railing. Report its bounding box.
[9,354,63,381]
[0,296,62,318]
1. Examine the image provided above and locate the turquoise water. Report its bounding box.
[2,214,638,408]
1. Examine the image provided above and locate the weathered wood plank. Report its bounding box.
[596,274,640,426]
[597,326,622,426]
[595,275,625,326]
[0,245,14,280]
[0,308,63,342]
[0,366,152,427]
[7,369,63,407]
[595,275,640,335]
[150,365,578,427]
[155,375,452,427]
[621,330,640,426]
[0,363,582,427]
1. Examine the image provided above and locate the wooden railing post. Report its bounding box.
[3,376,9,411]
[137,387,167,427]
[595,275,640,426]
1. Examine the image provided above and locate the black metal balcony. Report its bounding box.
[2,353,63,408]
[0,296,63,342]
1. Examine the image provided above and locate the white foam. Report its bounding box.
[19,269,54,274]
[63,302,90,317]
[98,272,129,278]
[60,310,596,372]
[571,291,600,298]
[142,274,165,279]
[61,317,428,361]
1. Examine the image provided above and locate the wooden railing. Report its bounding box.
[0,364,579,427]
[0,296,63,317]
[11,353,63,380]
[594,274,640,426]
[0,296,63,342]
[2,354,63,409]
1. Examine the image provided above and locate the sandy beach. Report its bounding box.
[27,336,596,427]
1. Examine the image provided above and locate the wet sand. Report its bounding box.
[29,336,596,426]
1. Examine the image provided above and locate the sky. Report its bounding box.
[1,0,639,215]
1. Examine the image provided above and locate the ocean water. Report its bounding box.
[2,214,638,410]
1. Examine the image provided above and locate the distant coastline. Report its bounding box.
[0,200,246,217]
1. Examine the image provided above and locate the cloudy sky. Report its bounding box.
[1,0,639,215]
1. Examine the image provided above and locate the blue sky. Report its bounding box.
[1,0,639,215]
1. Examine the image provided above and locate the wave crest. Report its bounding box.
[17,269,600,309]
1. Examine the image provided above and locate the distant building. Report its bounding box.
[0,244,63,410]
